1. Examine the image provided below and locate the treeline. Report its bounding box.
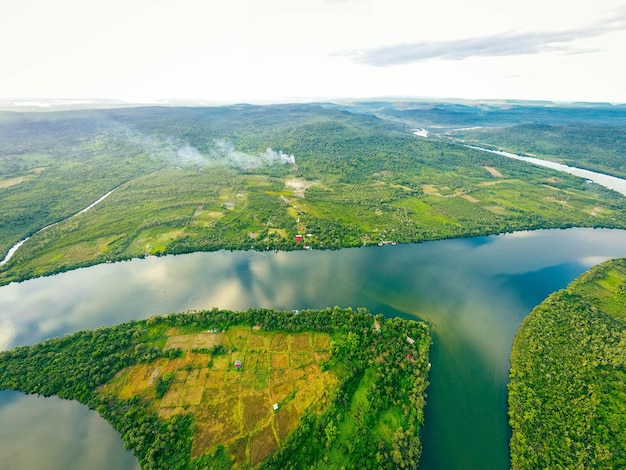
[509,258,626,469]
[0,306,430,469]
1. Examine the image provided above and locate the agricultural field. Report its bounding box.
[0,307,430,469]
[103,327,335,467]
[2,104,626,286]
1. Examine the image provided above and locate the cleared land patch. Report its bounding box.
[483,166,504,177]
[462,194,480,203]
[285,178,318,197]
[0,176,26,188]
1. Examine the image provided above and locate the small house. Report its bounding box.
[234,360,242,369]
[406,336,415,345]
[295,234,303,242]
[273,403,279,411]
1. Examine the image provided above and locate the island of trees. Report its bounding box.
[0,307,430,469]
[509,258,626,469]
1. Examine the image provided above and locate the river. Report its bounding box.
[2,228,626,469]
[465,145,626,197]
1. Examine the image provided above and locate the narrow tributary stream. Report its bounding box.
[0,188,117,267]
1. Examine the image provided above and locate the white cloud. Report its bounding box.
[342,5,626,66]
[0,0,625,102]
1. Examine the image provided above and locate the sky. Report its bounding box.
[1,0,625,104]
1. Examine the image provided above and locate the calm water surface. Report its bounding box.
[1,228,626,469]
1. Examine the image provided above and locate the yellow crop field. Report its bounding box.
[102,325,335,468]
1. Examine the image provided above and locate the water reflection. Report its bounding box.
[0,391,139,470]
[1,228,626,469]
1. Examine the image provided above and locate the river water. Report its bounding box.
[2,228,626,469]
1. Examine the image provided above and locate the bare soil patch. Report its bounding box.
[285,178,318,197]
[483,166,503,177]
[462,194,480,203]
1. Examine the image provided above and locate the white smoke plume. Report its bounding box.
[207,139,296,170]
[176,145,206,165]
[112,127,296,170]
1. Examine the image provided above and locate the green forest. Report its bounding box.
[0,307,430,469]
[509,258,626,469]
[2,104,626,286]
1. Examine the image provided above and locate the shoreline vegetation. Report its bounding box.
[2,103,626,286]
[509,258,626,469]
[0,307,430,469]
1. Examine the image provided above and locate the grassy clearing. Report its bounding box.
[0,175,26,188]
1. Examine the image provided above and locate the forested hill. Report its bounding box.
[509,258,626,469]
[2,103,626,285]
